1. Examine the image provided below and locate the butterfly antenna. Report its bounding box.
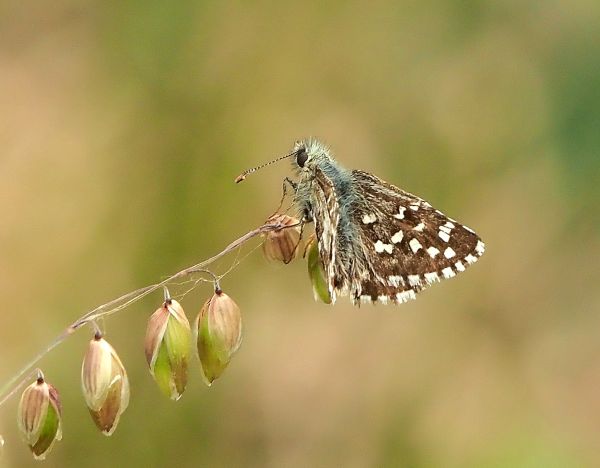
[235,150,297,183]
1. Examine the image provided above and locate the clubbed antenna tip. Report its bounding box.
[234,173,248,184]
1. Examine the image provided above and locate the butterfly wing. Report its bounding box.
[309,168,343,302]
[347,170,485,304]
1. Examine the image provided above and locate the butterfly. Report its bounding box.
[289,138,485,305]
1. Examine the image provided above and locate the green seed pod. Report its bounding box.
[195,289,242,386]
[307,237,332,304]
[17,374,62,460]
[145,299,192,400]
[81,333,130,436]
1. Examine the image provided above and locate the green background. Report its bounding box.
[1,1,599,467]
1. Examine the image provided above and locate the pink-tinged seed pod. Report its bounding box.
[306,236,332,304]
[195,289,242,386]
[81,333,130,436]
[145,298,191,400]
[17,373,62,460]
[262,214,301,264]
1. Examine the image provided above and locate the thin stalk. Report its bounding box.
[0,219,297,408]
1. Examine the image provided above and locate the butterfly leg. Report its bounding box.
[284,177,298,192]
[270,177,298,217]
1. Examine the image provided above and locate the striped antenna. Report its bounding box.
[235,150,297,183]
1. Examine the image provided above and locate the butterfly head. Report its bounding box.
[292,138,333,173]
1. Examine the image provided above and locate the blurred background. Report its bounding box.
[1,1,599,467]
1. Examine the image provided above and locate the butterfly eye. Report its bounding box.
[296,148,309,168]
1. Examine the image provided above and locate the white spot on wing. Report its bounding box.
[396,290,416,303]
[424,272,439,283]
[391,230,404,244]
[475,240,485,255]
[444,247,456,258]
[465,254,478,264]
[388,275,402,287]
[362,213,377,224]
[393,206,406,219]
[409,204,419,211]
[413,223,425,232]
[374,240,393,254]
[439,225,452,234]
[427,246,440,258]
[409,238,422,253]
[442,267,455,278]
[378,295,389,305]
[360,295,372,304]
[408,275,421,286]
[438,231,450,243]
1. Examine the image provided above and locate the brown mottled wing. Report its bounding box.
[349,170,485,305]
[310,168,341,301]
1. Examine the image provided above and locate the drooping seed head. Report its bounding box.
[81,333,130,436]
[145,298,191,400]
[262,214,301,264]
[17,374,62,460]
[195,289,242,386]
